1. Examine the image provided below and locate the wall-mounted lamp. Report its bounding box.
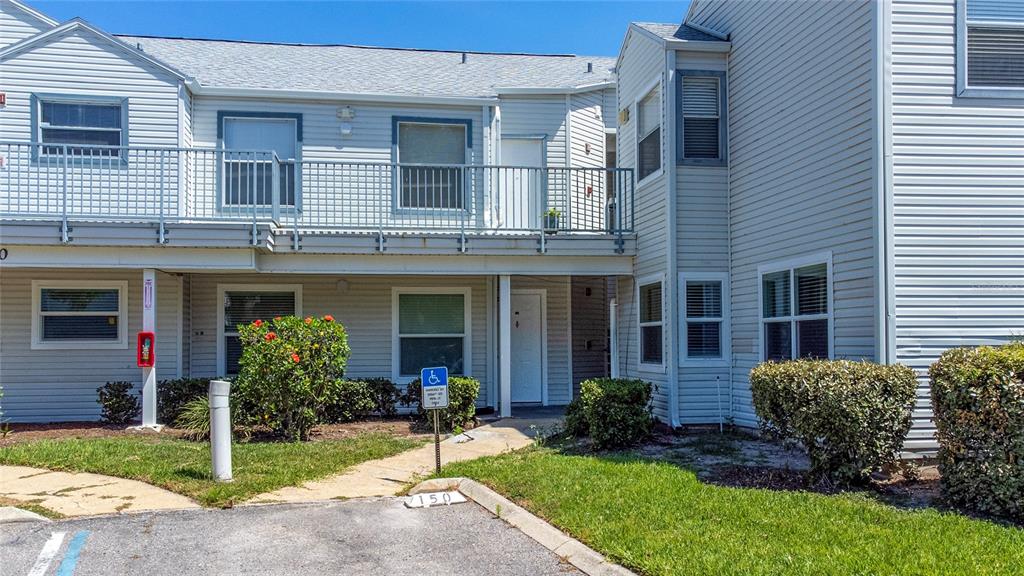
[337,106,355,120]
[336,279,349,292]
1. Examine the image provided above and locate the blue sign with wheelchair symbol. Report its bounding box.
[421,367,449,409]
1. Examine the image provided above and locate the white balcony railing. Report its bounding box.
[0,142,634,245]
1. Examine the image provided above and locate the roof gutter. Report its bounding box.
[187,83,499,106]
[497,81,615,95]
[662,39,731,52]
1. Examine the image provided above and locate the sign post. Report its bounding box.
[420,366,449,474]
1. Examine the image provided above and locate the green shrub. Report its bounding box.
[157,377,210,425]
[930,342,1024,520]
[96,381,141,425]
[563,397,588,437]
[234,315,350,441]
[578,378,653,449]
[750,359,917,485]
[321,379,375,423]
[403,376,480,432]
[175,396,212,440]
[363,377,401,417]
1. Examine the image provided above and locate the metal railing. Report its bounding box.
[0,142,635,244]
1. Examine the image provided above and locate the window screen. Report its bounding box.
[397,293,466,376]
[38,287,121,342]
[685,280,723,359]
[964,0,1024,88]
[39,101,123,156]
[637,88,661,180]
[639,281,663,364]
[681,76,721,159]
[398,123,467,209]
[223,290,296,374]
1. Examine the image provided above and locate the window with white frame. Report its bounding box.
[636,87,661,181]
[682,274,728,360]
[395,290,469,377]
[35,96,127,157]
[396,121,468,209]
[638,280,664,366]
[760,260,831,361]
[958,0,1024,95]
[32,281,128,349]
[680,73,726,163]
[221,288,299,374]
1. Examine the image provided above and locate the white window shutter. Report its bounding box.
[682,77,719,117]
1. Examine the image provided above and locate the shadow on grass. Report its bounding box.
[541,432,1021,529]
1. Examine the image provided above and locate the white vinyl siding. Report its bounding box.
[891,0,1024,451]
[689,0,878,427]
[0,0,54,48]
[1,269,180,422]
[0,27,181,147]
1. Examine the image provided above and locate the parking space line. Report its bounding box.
[55,531,90,576]
[27,531,65,576]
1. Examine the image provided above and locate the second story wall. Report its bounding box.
[690,0,879,427]
[0,25,183,148]
[0,0,53,48]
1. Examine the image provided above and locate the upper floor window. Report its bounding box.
[957,0,1024,97]
[636,86,661,182]
[679,72,727,165]
[220,114,300,207]
[759,256,832,361]
[395,119,469,210]
[34,95,127,158]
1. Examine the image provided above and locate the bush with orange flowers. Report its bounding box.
[235,315,350,441]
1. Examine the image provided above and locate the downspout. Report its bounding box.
[665,50,681,428]
[873,0,896,364]
[725,49,735,420]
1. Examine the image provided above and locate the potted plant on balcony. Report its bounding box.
[543,208,562,233]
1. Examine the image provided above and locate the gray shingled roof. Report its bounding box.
[633,22,725,43]
[117,35,616,98]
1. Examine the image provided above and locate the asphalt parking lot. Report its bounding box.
[1,498,578,575]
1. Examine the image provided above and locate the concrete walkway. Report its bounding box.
[0,466,200,518]
[254,412,562,503]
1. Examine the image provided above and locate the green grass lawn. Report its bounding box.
[0,433,421,507]
[443,448,1024,576]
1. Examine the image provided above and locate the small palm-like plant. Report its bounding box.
[175,396,212,440]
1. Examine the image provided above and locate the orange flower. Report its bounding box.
[265,332,277,341]
[273,316,282,321]
[323,314,334,322]
[304,317,312,324]
[291,352,301,363]
[253,319,263,327]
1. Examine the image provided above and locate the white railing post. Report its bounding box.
[159,149,167,244]
[271,153,281,224]
[61,144,69,244]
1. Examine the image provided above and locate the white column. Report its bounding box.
[499,274,512,418]
[141,268,158,427]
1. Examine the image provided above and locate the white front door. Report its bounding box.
[499,138,544,230]
[511,291,544,404]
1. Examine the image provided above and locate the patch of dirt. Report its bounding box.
[0,418,432,446]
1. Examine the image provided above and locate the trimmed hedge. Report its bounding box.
[576,378,653,449]
[321,379,376,423]
[750,360,917,484]
[157,377,210,425]
[97,381,141,425]
[930,342,1024,520]
[403,376,480,432]
[362,377,402,417]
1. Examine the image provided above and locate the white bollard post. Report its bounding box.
[209,379,233,482]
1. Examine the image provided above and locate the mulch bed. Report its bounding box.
[0,418,432,446]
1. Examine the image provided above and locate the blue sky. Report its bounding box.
[33,1,689,57]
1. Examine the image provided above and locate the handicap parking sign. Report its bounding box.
[421,366,449,409]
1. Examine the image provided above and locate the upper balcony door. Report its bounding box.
[223,117,298,209]
[499,137,544,230]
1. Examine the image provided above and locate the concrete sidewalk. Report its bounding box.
[0,466,199,518]
[254,413,561,503]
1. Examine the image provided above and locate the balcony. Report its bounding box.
[0,142,635,255]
